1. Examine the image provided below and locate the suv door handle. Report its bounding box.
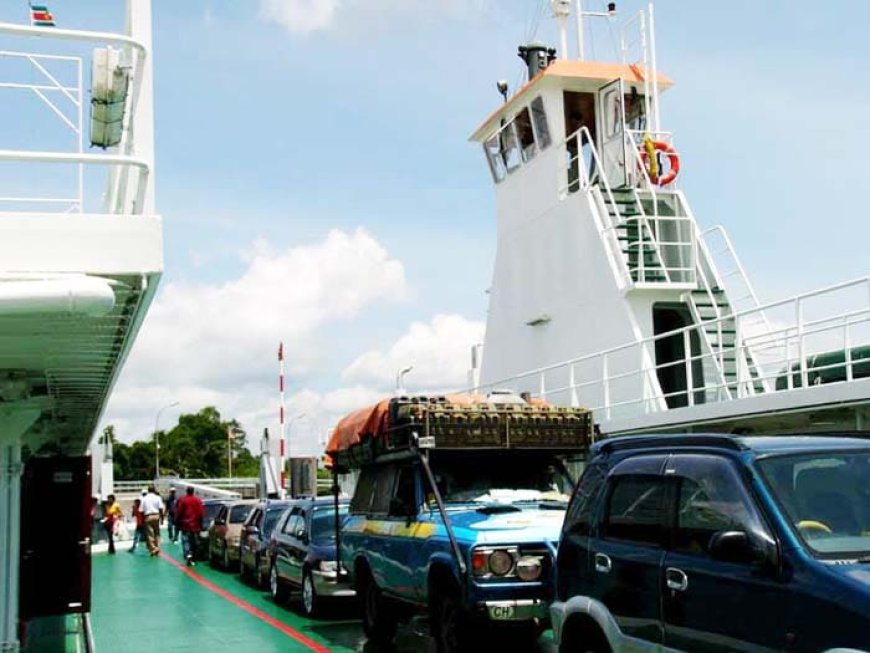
[594,553,612,574]
[666,567,688,592]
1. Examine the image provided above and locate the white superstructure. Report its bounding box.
[0,2,161,649]
[471,2,870,436]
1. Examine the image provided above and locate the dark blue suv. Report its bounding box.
[551,434,870,652]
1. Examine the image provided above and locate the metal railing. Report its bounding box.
[562,126,695,288]
[473,277,870,421]
[0,21,152,216]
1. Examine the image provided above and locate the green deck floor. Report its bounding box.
[90,542,362,652]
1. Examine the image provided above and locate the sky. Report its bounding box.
[1,1,868,457]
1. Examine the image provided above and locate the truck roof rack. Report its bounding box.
[329,395,593,472]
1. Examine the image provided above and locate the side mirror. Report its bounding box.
[709,530,775,567]
[295,528,308,542]
[708,530,752,563]
[247,525,260,537]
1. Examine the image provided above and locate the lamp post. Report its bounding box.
[154,401,179,480]
[396,365,414,395]
[227,426,243,478]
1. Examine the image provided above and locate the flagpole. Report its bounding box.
[278,342,286,499]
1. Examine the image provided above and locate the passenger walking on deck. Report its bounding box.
[128,499,146,553]
[141,485,165,557]
[102,494,123,555]
[165,486,178,543]
[174,486,205,566]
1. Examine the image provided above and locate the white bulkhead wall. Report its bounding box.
[478,82,687,410]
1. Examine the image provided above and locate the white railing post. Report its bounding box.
[683,329,694,407]
[844,314,853,382]
[602,354,611,421]
[569,364,579,407]
[796,298,808,388]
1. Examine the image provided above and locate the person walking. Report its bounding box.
[128,498,146,553]
[174,486,205,566]
[165,486,178,543]
[102,494,123,554]
[140,485,165,557]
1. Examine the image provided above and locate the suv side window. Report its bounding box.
[370,465,398,516]
[390,465,418,517]
[671,454,768,557]
[350,467,377,514]
[564,462,607,535]
[601,475,667,546]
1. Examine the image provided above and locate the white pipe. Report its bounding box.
[0,149,149,170]
[576,0,585,61]
[0,277,115,317]
[0,22,146,54]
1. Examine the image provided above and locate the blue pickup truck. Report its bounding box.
[329,394,592,652]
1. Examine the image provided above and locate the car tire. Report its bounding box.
[270,564,290,604]
[208,542,219,568]
[222,545,231,570]
[254,555,264,588]
[559,619,612,653]
[239,555,249,582]
[432,589,470,653]
[359,570,397,644]
[301,568,319,618]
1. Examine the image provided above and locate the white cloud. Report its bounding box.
[342,313,484,391]
[259,0,341,35]
[258,0,492,36]
[100,228,408,451]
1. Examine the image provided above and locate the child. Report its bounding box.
[128,498,146,553]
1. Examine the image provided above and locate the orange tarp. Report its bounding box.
[325,394,551,456]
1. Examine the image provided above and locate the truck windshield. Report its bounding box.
[758,450,870,557]
[430,451,577,505]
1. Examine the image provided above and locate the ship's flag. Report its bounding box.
[29,3,55,27]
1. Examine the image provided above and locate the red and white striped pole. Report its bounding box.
[278,341,286,498]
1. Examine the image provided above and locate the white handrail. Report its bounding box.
[471,277,870,417]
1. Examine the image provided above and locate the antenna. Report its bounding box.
[550,0,571,59]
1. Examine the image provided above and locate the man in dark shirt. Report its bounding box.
[174,486,205,566]
[165,486,178,543]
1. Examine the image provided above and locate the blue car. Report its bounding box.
[341,447,582,650]
[268,497,354,617]
[551,434,870,652]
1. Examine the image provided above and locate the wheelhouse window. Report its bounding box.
[483,96,550,184]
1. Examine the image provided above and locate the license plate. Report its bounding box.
[488,604,515,620]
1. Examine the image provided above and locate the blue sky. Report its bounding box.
[1,1,868,454]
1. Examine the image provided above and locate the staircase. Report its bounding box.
[605,188,668,284]
[686,286,766,400]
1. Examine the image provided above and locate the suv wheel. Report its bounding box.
[270,564,289,604]
[301,569,318,617]
[254,555,264,588]
[359,570,397,643]
[222,545,231,570]
[560,619,612,653]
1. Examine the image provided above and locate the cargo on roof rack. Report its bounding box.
[325,393,593,472]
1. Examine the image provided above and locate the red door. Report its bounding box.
[20,456,92,618]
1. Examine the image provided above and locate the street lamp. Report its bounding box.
[154,401,179,480]
[227,426,243,478]
[396,365,414,395]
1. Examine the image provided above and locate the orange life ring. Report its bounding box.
[640,140,680,186]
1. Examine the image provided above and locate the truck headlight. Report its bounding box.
[515,555,543,581]
[488,550,515,576]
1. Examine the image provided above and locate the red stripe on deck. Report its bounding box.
[159,552,330,652]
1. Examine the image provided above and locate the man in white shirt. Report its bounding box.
[140,485,165,556]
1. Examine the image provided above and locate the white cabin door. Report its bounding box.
[598,78,628,188]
